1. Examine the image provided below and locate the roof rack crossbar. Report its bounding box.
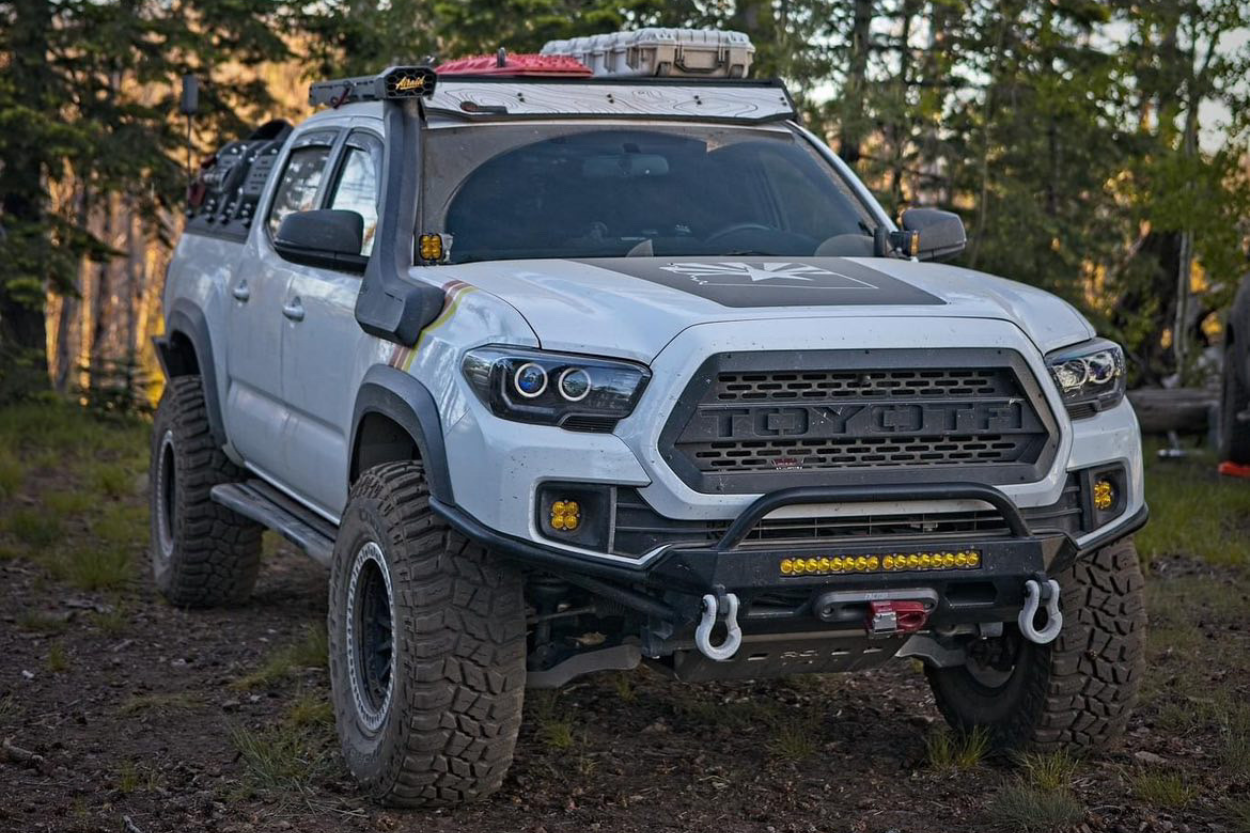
[309,66,437,108]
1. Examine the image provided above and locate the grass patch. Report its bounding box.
[1131,769,1197,809]
[46,641,69,673]
[611,672,636,703]
[1017,750,1081,792]
[925,727,989,772]
[1222,733,1250,778]
[1225,797,1250,832]
[89,604,129,636]
[677,698,780,732]
[1139,447,1250,565]
[0,449,22,498]
[56,544,133,592]
[539,717,575,750]
[285,692,334,728]
[0,399,148,464]
[3,509,62,549]
[17,610,69,634]
[231,626,328,690]
[769,717,817,761]
[119,691,203,716]
[94,504,147,547]
[987,783,1084,831]
[116,760,163,794]
[91,463,135,500]
[0,695,18,720]
[44,490,92,515]
[227,722,328,793]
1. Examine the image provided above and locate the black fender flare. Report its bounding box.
[159,300,227,447]
[349,365,454,504]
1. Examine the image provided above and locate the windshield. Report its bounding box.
[422,123,882,264]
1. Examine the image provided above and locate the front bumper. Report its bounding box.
[432,481,1148,631]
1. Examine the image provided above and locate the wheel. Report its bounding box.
[1219,343,1250,464]
[149,375,262,606]
[328,461,526,807]
[926,538,1146,752]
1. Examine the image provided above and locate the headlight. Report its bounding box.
[1045,338,1126,417]
[462,347,650,431]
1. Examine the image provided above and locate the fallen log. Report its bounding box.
[1127,387,1218,435]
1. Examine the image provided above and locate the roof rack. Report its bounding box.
[309,66,437,108]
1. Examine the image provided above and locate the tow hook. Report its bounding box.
[866,600,930,637]
[1018,576,1063,644]
[695,590,742,662]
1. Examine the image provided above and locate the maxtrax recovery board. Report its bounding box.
[154,27,1147,808]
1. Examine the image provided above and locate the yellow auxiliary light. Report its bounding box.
[419,233,447,263]
[1093,479,1115,511]
[549,499,581,532]
[779,549,982,577]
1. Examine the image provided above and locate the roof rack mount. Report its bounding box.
[309,66,437,108]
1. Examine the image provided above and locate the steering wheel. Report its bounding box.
[705,221,775,243]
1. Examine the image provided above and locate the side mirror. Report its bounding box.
[273,210,367,273]
[897,208,967,262]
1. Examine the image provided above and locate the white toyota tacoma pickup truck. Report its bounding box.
[151,30,1148,808]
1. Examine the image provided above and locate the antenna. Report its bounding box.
[179,74,199,183]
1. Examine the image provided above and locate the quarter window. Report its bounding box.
[328,146,380,256]
[267,146,332,238]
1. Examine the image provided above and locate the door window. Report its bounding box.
[267,145,333,238]
[328,145,381,256]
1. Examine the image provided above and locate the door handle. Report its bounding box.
[282,298,305,322]
[232,281,250,302]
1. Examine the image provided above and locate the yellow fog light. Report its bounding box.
[1093,479,1115,511]
[418,233,446,262]
[967,551,981,568]
[548,499,581,533]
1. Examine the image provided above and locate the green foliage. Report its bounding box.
[227,722,329,793]
[987,782,1085,831]
[1139,445,1250,565]
[925,727,989,771]
[3,508,62,549]
[1131,769,1198,808]
[1017,750,1081,793]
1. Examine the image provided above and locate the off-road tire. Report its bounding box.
[328,461,526,807]
[1219,344,1250,464]
[149,375,263,607]
[926,538,1146,752]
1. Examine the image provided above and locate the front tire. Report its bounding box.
[328,462,526,807]
[149,375,263,607]
[926,539,1146,752]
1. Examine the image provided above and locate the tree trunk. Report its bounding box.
[839,0,874,166]
[0,0,54,396]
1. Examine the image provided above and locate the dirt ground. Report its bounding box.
[2,404,1248,833]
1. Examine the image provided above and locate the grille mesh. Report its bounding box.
[692,434,1032,471]
[715,369,1012,402]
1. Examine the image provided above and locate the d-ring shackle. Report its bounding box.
[1018,578,1063,644]
[695,592,742,661]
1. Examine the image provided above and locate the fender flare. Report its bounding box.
[160,300,227,447]
[350,365,454,504]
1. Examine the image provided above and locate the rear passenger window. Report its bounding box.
[267,145,332,238]
[329,146,380,256]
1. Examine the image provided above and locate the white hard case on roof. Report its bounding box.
[541,28,755,78]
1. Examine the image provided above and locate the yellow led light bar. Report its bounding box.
[780,550,981,577]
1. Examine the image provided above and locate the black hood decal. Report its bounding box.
[577,257,945,308]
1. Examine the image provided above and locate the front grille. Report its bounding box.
[659,350,1059,494]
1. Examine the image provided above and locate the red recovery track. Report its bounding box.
[436,53,593,77]
[1218,461,1250,478]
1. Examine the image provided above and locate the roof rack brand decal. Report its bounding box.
[578,257,945,308]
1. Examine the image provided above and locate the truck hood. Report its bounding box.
[429,256,1095,363]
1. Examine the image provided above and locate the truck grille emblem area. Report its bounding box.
[659,350,1059,494]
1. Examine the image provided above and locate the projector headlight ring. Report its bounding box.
[462,346,650,431]
[1045,338,1126,417]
